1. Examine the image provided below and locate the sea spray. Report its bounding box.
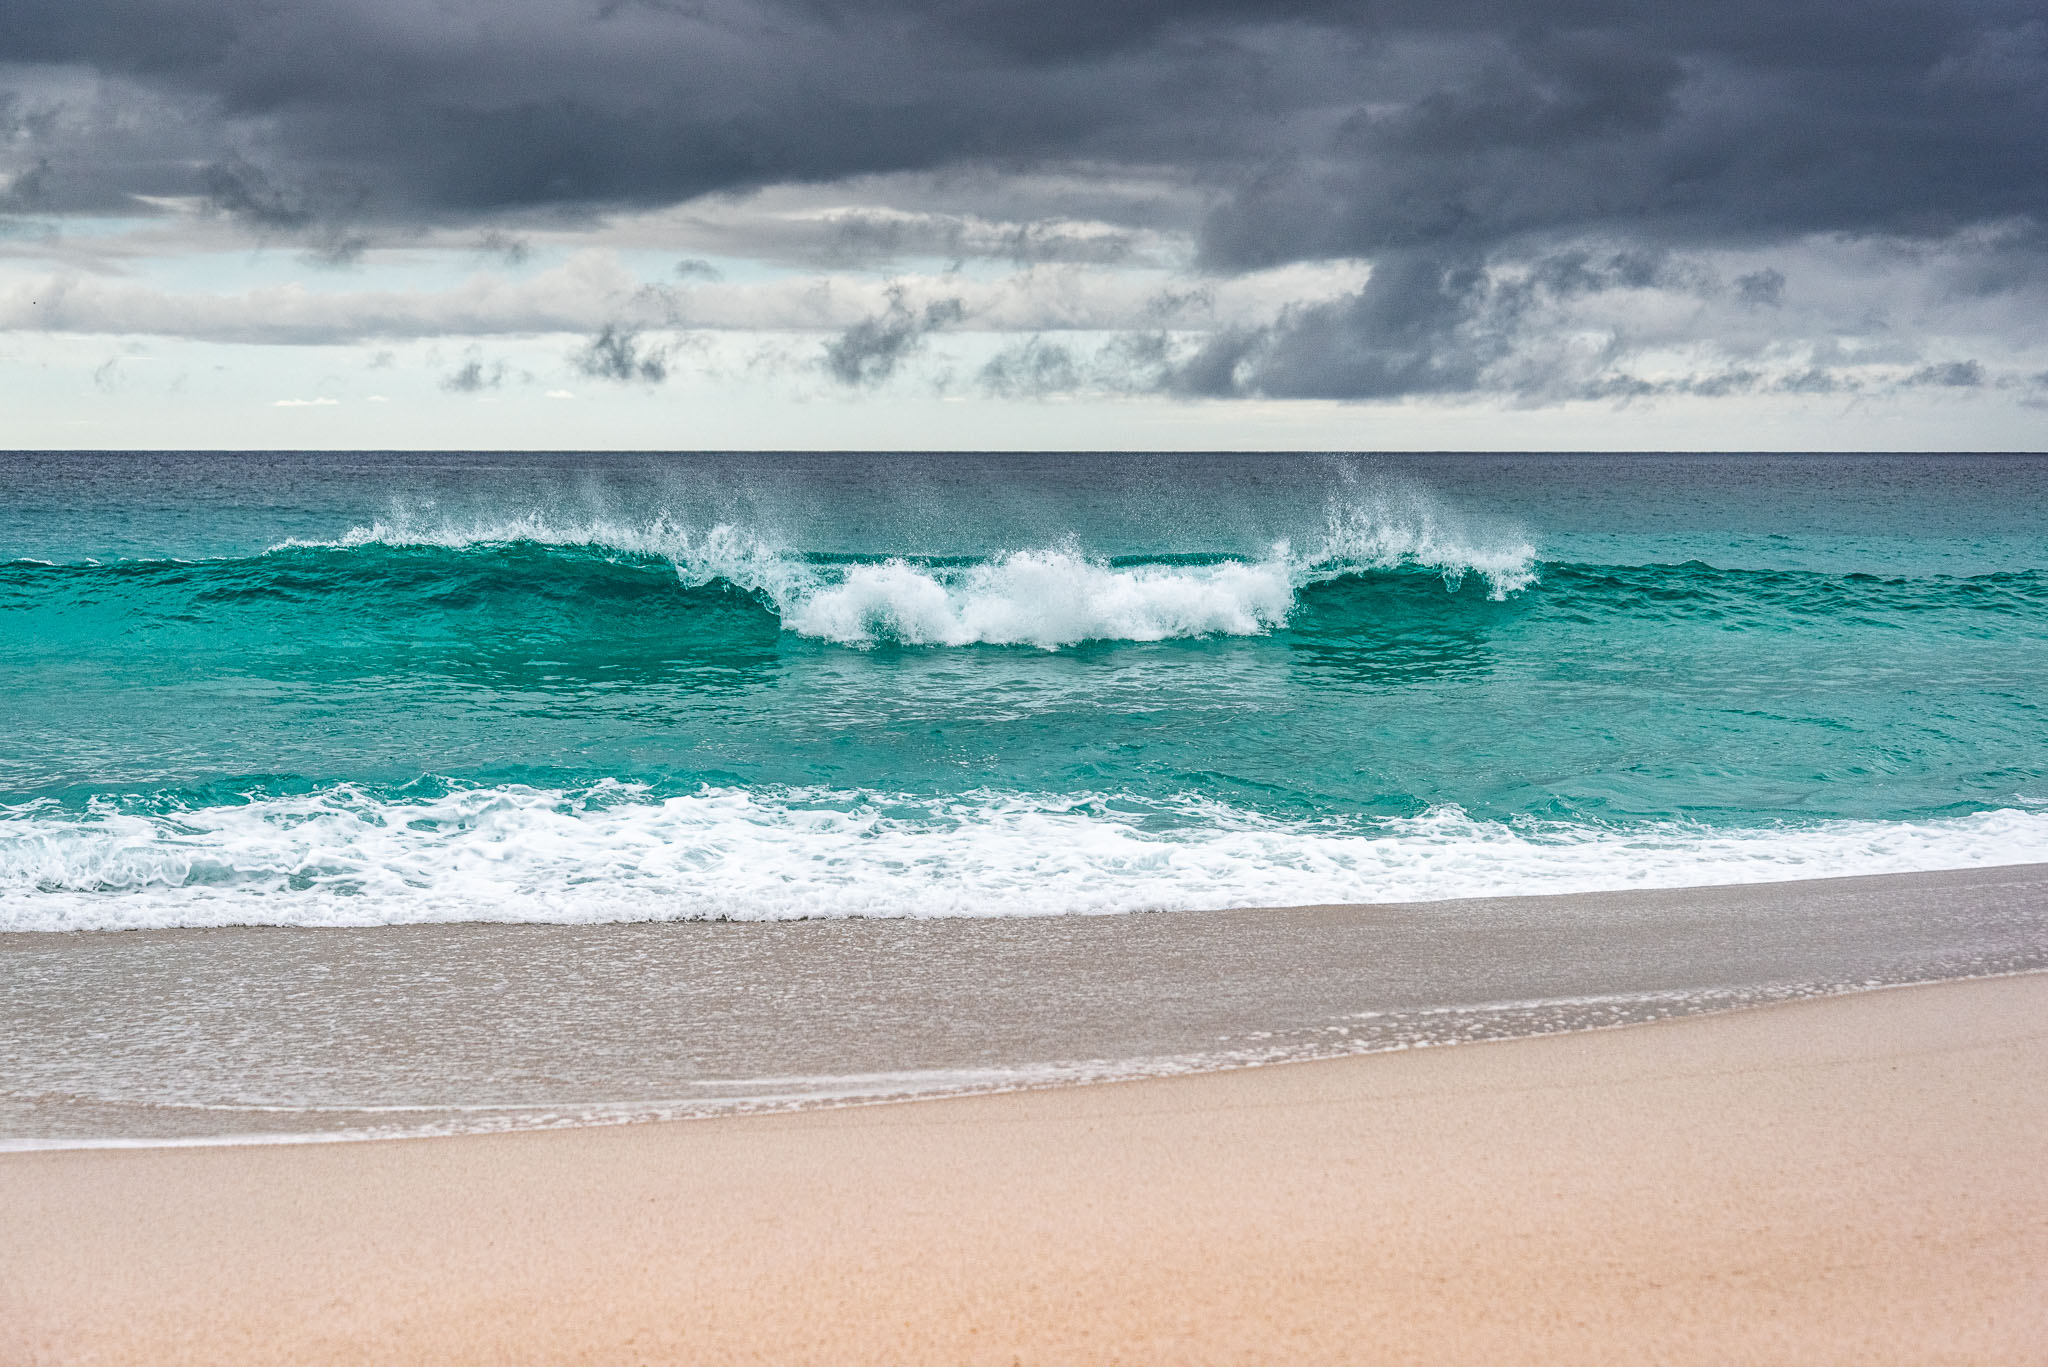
[263,486,1539,647]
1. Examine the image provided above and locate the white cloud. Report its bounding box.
[0,246,1365,346]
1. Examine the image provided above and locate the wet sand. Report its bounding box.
[5,971,2046,1366]
[8,862,2048,1145]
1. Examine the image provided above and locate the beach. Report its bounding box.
[5,453,2048,1362]
[5,970,2045,1365]
[5,0,2048,1349]
[8,864,2048,1145]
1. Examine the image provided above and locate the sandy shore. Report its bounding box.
[12,863,2048,1145]
[6,973,2046,1366]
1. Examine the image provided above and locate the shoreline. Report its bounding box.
[7,861,2048,1149]
[11,853,2048,939]
[6,971,2045,1365]
[0,966,2039,1157]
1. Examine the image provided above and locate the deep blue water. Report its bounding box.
[3,450,2046,929]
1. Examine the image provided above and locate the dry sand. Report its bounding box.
[5,972,2046,1366]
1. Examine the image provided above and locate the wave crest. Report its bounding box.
[1307,495,1538,598]
[291,495,1537,648]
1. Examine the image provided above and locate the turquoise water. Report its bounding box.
[3,451,2046,928]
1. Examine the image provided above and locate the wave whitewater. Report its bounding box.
[6,784,2047,932]
[278,497,1540,647]
[10,530,2043,678]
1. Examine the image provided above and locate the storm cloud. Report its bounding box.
[3,0,2045,405]
[6,2,2042,250]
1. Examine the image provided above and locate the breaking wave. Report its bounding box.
[279,494,1538,648]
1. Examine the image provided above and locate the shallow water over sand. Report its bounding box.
[6,864,2045,1147]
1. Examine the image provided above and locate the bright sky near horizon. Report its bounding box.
[4,1,2047,450]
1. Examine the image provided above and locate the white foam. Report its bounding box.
[278,491,1538,650]
[782,548,1300,647]
[5,786,2046,932]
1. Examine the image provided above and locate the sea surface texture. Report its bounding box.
[3,450,2047,930]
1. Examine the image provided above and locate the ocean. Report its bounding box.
[6,450,2048,1145]
[4,450,2046,929]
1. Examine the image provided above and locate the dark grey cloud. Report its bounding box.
[824,290,965,386]
[4,0,2045,404]
[1156,248,1684,400]
[1200,8,2048,270]
[979,336,1081,398]
[975,244,2028,403]
[440,356,507,392]
[1206,253,1501,399]
[201,158,315,233]
[2,157,51,210]
[474,230,531,265]
[1734,269,1786,307]
[202,156,369,263]
[1905,359,1985,388]
[5,0,2041,260]
[0,68,225,214]
[573,325,670,383]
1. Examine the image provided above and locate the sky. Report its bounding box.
[3,0,2047,450]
